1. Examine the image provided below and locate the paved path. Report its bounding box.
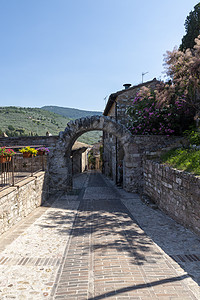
[0,172,200,299]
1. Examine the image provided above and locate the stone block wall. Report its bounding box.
[103,132,182,187]
[143,159,200,235]
[0,171,48,235]
[13,155,47,173]
[0,136,59,148]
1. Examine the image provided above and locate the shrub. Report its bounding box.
[184,129,200,146]
[127,87,193,135]
[161,147,200,175]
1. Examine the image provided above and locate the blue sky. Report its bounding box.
[0,0,198,111]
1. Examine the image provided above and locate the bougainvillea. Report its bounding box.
[127,87,194,135]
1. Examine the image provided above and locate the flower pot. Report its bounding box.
[23,152,33,158]
[6,157,11,162]
[0,156,7,163]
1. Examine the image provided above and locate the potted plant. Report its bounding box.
[5,148,16,161]
[0,147,16,163]
[36,147,49,156]
[0,147,7,163]
[19,146,38,158]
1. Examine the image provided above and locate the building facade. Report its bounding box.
[71,142,91,174]
[103,78,159,184]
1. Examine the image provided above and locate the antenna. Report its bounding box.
[104,95,108,106]
[142,72,149,83]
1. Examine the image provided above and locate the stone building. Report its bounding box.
[71,141,91,174]
[103,78,159,184]
[88,142,102,171]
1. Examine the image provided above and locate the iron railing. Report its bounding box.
[0,152,47,191]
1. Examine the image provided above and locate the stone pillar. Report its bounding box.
[48,138,73,194]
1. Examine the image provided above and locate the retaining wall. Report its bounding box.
[0,136,59,148]
[143,159,200,235]
[0,171,48,235]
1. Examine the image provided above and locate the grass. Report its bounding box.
[161,147,200,175]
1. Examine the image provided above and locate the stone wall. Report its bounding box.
[143,159,200,235]
[0,171,48,235]
[103,132,183,187]
[0,136,59,148]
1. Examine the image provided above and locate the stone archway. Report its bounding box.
[48,115,141,194]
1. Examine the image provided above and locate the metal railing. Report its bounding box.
[0,152,47,192]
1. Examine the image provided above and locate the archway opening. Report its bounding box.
[70,130,103,178]
[49,116,140,193]
[67,128,126,190]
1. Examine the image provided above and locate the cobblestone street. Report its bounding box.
[0,171,200,299]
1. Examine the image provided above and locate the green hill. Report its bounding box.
[0,106,71,136]
[0,106,102,144]
[41,105,102,119]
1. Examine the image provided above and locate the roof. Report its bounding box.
[103,78,158,116]
[72,141,91,151]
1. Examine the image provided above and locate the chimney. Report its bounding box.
[123,83,131,90]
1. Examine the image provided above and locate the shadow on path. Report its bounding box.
[88,275,189,300]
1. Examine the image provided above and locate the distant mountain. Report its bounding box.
[41,106,102,119]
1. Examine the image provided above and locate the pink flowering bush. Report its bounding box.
[127,36,200,136]
[127,87,193,135]
[157,35,200,122]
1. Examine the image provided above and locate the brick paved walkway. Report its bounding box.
[0,172,200,299]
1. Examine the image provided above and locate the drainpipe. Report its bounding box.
[102,131,105,174]
[115,101,118,185]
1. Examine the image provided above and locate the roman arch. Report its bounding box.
[48,115,142,194]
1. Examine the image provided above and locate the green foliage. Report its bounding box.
[0,106,101,145]
[77,131,102,144]
[180,3,200,50]
[161,147,200,175]
[0,106,69,136]
[88,151,96,166]
[8,125,15,131]
[184,129,200,145]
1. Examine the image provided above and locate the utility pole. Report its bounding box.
[142,72,149,83]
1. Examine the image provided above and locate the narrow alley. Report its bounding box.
[0,172,200,300]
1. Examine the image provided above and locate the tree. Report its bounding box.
[15,128,25,136]
[8,125,15,131]
[180,3,200,51]
[127,36,200,134]
[158,35,200,124]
